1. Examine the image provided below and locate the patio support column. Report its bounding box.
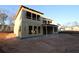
[46,25,47,35]
[53,26,54,34]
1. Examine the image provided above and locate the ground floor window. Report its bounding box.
[54,27,58,32]
[29,26,41,35]
[38,26,40,33]
[34,26,37,34]
[29,26,32,34]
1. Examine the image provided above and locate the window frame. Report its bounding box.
[26,11,31,19]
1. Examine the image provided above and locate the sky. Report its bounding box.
[0,5,79,25]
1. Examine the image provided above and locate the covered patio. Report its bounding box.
[42,24,58,35]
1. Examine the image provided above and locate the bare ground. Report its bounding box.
[0,33,79,53]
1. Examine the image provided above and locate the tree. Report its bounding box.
[0,9,8,25]
[73,21,79,26]
[9,15,15,25]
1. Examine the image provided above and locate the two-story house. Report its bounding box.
[14,5,58,38]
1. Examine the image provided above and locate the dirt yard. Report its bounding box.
[0,33,79,53]
[0,33,16,40]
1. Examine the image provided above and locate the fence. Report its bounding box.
[0,25,13,33]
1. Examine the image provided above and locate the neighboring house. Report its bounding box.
[64,26,72,31]
[14,5,58,38]
[72,26,79,31]
[59,26,79,31]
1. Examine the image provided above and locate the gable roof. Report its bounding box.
[22,5,44,15]
[15,5,44,19]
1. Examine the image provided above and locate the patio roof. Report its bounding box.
[42,24,58,27]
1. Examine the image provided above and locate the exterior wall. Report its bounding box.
[21,10,43,37]
[14,9,22,37]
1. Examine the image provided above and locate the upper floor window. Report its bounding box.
[37,15,40,21]
[32,13,36,20]
[48,21,52,24]
[43,20,47,24]
[26,11,31,19]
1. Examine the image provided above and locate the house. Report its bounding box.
[64,26,79,31]
[14,5,58,38]
[59,25,79,31]
[72,26,79,31]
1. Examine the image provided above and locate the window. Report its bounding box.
[26,11,31,19]
[43,20,47,24]
[34,26,37,34]
[29,26,32,34]
[37,15,40,21]
[38,26,40,33]
[48,21,52,24]
[54,27,58,32]
[32,13,36,20]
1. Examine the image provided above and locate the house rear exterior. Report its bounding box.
[14,5,58,38]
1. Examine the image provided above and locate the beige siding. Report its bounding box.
[21,10,43,37]
[14,9,22,37]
